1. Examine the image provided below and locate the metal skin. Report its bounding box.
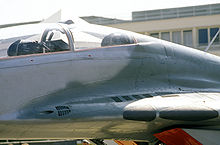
[1,22,220,143]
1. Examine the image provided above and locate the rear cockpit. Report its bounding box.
[7,24,71,56]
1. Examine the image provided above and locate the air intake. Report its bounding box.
[55,106,71,116]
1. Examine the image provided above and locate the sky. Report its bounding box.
[0,0,220,25]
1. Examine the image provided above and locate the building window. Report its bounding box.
[161,32,170,41]
[172,31,181,44]
[183,30,193,47]
[150,33,159,38]
[210,28,220,44]
[198,29,208,45]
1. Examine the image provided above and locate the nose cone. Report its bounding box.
[123,103,156,121]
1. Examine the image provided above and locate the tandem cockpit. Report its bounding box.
[0,22,152,58]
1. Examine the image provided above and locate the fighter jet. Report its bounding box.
[0,19,220,145]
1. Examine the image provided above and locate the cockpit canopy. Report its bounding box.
[0,22,152,57]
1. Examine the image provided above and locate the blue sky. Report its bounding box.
[0,0,220,25]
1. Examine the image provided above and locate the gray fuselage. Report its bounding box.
[1,28,220,141]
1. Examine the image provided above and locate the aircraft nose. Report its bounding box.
[123,103,156,121]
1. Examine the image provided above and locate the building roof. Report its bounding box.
[80,16,128,25]
[132,3,220,22]
[81,3,220,25]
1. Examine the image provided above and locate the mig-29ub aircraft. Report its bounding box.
[1,19,220,145]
